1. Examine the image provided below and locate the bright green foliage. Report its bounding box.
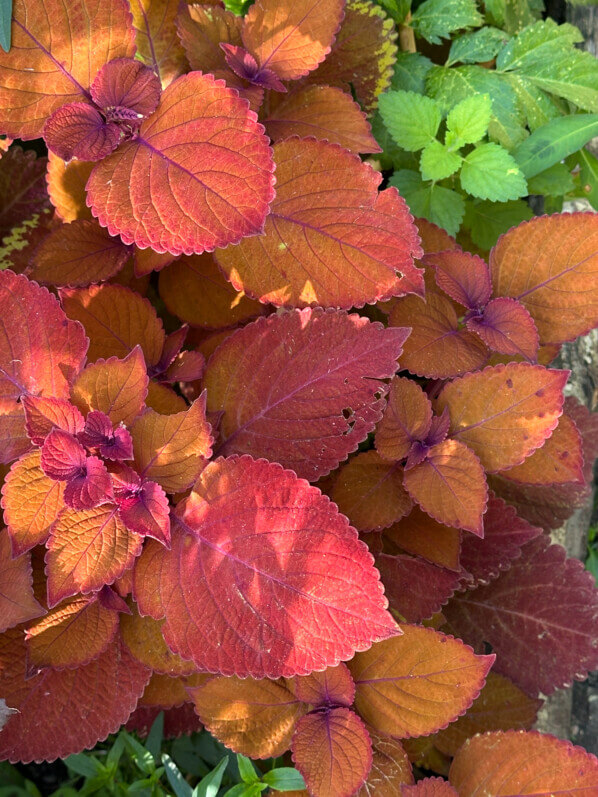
[512,114,598,177]
[420,139,462,180]
[447,27,509,66]
[411,0,483,44]
[390,170,465,235]
[378,91,441,151]
[460,143,527,201]
[446,94,492,145]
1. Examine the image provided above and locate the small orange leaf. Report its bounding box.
[120,602,198,676]
[288,663,356,708]
[130,0,186,87]
[349,625,494,739]
[46,154,93,222]
[145,381,187,415]
[375,377,433,462]
[357,733,414,795]
[0,529,44,633]
[138,672,207,709]
[177,4,243,75]
[384,508,461,572]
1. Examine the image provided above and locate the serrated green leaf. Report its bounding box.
[512,114,598,177]
[370,111,419,170]
[447,27,509,66]
[463,198,532,249]
[527,162,575,196]
[0,0,11,52]
[579,148,598,210]
[446,94,492,145]
[64,754,104,779]
[411,0,483,44]
[390,169,465,235]
[378,90,442,151]
[391,52,434,94]
[420,140,462,180]
[192,757,229,797]
[460,143,527,200]
[376,0,411,23]
[261,768,306,791]
[162,754,192,797]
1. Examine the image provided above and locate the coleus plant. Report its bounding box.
[0,0,598,795]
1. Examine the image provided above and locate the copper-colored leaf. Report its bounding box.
[145,380,187,415]
[349,625,494,739]
[130,0,186,87]
[402,779,458,795]
[215,139,423,309]
[138,672,206,709]
[357,733,414,795]
[22,396,84,446]
[46,155,93,223]
[177,4,243,74]
[289,663,356,708]
[375,377,433,462]
[120,601,197,676]
[428,250,491,310]
[466,298,539,361]
[376,554,460,622]
[0,529,44,633]
[0,401,30,465]
[0,148,50,234]
[384,508,461,572]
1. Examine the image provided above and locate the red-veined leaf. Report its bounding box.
[204,308,409,480]
[91,57,161,120]
[466,298,539,361]
[402,779,458,795]
[384,507,461,572]
[87,72,275,256]
[288,663,356,708]
[0,147,50,234]
[134,456,398,678]
[120,602,197,676]
[46,155,93,223]
[0,529,44,633]
[349,626,494,738]
[111,466,170,545]
[428,251,491,310]
[357,733,414,795]
[80,411,133,461]
[375,377,433,462]
[215,138,424,309]
[376,554,460,623]
[292,708,372,797]
[43,101,122,162]
[22,397,84,446]
[130,0,186,87]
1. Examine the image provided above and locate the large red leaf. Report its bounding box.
[87,72,275,256]
[204,309,409,480]
[436,364,568,472]
[134,456,398,678]
[357,733,414,795]
[22,396,84,446]
[292,708,373,797]
[376,554,460,623]
[130,0,186,87]
[0,529,44,633]
[0,147,50,234]
[215,138,424,309]
[466,298,539,361]
[349,626,494,739]
[445,535,598,695]
[449,730,598,795]
[0,631,150,763]
[0,0,135,140]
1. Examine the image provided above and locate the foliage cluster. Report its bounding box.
[0,0,598,795]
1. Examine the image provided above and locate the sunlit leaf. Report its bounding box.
[0,529,44,633]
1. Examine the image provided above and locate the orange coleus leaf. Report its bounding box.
[134,456,398,678]
[375,377,433,462]
[416,218,460,255]
[120,602,197,676]
[384,507,461,572]
[145,381,187,415]
[215,138,423,309]
[288,663,356,708]
[130,0,186,87]
[292,708,373,797]
[449,730,598,795]
[87,72,275,256]
[45,504,144,607]
[133,247,176,278]
[357,733,414,795]
[0,0,135,140]
[403,439,488,535]
[71,348,148,428]
[188,675,306,758]
[264,86,381,154]
[490,213,598,345]
[204,308,409,481]
[130,396,212,492]
[138,672,207,709]
[159,253,264,329]
[349,625,494,739]
[436,363,568,472]
[376,554,460,623]
[0,631,150,763]
[402,779,458,795]
[61,283,165,366]
[0,401,30,466]
[0,529,44,633]
[242,0,344,81]
[330,452,412,532]
[30,220,131,288]
[2,450,65,556]
[433,672,542,757]
[46,155,93,222]
[388,293,489,379]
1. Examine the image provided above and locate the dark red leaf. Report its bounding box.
[0,147,50,234]
[428,251,492,310]
[41,429,86,481]
[376,553,460,622]
[63,456,112,510]
[90,58,161,120]
[466,298,539,361]
[80,411,133,461]
[43,102,122,162]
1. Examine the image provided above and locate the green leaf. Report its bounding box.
[411,0,483,44]
[527,162,574,196]
[512,114,598,178]
[222,0,254,14]
[106,734,126,774]
[463,198,532,249]
[371,111,419,170]
[447,27,509,66]
[125,734,156,776]
[579,148,598,210]
[145,712,164,764]
[223,785,266,797]
[460,143,527,201]
[390,169,465,235]
[261,768,306,791]
[446,94,492,145]
[64,754,104,779]
[162,754,192,797]
[376,0,411,23]
[420,140,462,180]
[586,547,598,585]
[237,756,258,784]
[378,90,442,151]
[391,52,434,94]
[0,0,11,52]
[503,74,561,131]
[192,757,230,797]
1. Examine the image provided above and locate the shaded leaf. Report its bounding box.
[43,101,122,162]
[125,703,202,739]
[356,733,414,795]
[384,507,461,572]
[0,529,44,633]
[402,779,458,795]
[512,114,598,179]
[375,377,433,463]
[130,0,187,87]
[376,554,460,622]
[0,400,30,465]
[120,601,197,676]
[0,147,49,234]
[46,155,94,223]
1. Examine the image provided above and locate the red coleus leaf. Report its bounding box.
[357,733,414,795]
[204,309,409,480]
[449,730,598,795]
[465,298,539,361]
[429,250,492,310]
[403,779,458,796]
[0,147,50,234]
[292,708,373,797]
[80,411,133,460]
[221,43,287,92]
[22,396,84,446]
[0,631,150,763]
[63,455,112,510]
[0,530,44,633]
[111,465,170,546]
[87,72,275,256]
[40,429,86,481]
[0,0,135,140]
[130,0,186,87]
[90,58,161,121]
[134,456,398,678]
[215,139,424,309]
[376,554,460,623]
[445,535,598,695]
[375,377,433,462]
[384,507,461,572]
[43,102,122,162]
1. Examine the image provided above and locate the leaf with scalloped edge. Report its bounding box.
[434,672,542,758]
[403,439,488,535]
[376,554,460,622]
[305,0,397,112]
[490,213,598,345]
[188,675,306,758]
[130,0,186,87]
[45,504,144,607]
[87,72,275,256]
[445,535,598,695]
[215,139,423,309]
[466,298,539,361]
[159,253,264,329]
[22,397,84,446]
[388,293,488,379]
[264,86,381,154]
[0,0,135,140]
[0,402,30,465]
[292,708,372,797]
[403,779,458,795]
[242,0,343,81]
[357,733,413,795]
[120,602,197,676]
[384,507,461,572]
[30,220,130,288]
[2,450,65,555]
[134,456,398,678]
[288,663,356,708]
[46,155,93,223]
[70,348,149,428]
[375,377,433,462]
[449,730,598,795]
[349,625,494,739]
[130,396,212,493]
[436,364,568,472]
[61,284,164,366]
[428,250,491,310]
[0,631,150,763]
[0,148,50,234]
[0,529,44,633]
[204,308,409,481]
